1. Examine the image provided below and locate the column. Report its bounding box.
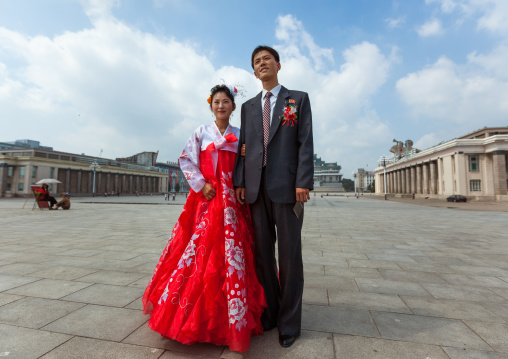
[88,171,92,194]
[422,163,429,194]
[0,163,8,197]
[65,168,71,193]
[416,165,422,194]
[430,161,437,194]
[404,168,409,193]
[396,170,401,193]
[493,150,507,195]
[77,169,82,194]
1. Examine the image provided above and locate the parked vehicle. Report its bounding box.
[446,195,467,202]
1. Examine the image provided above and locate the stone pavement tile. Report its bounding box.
[304,274,357,291]
[324,266,383,279]
[396,261,458,274]
[91,251,144,261]
[323,251,369,260]
[77,270,147,285]
[379,269,449,284]
[62,283,145,307]
[449,265,508,277]
[489,287,508,300]
[10,253,60,264]
[402,296,505,322]
[304,257,348,267]
[382,249,428,256]
[128,275,152,288]
[0,293,23,307]
[39,336,164,359]
[443,346,508,359]
[0,263,52,275]
[347,259,401,270]
[303,288,328,306]
[130,262,159,274]
[372,312,491,350]
[125,297,142,310]
[87,259,147,272]
[464,321,508,353]
[421,283,506,303]
[42,257,98,268]
[412,256,470,266]
[0,252,20,261]
[55,249,104,257]
[328,289,412,314]
[0,297,85,328]
[356,278,430,297]
[31,266,99,280]
[481,303,508,322]
[123,323,224,357]
[302,304,379,337]
[365,254,418,263]
[159,352,209,359]
[42,304,148,341]
[333,334,450,359]
[441,274,508,288]
[221,329,334,359]
[0,323,71,359]
[6,279,93,299]
[0,274,41,292]
[302,263,324,275]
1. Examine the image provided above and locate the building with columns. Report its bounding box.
[374,127,508,201]
[0,141,171,198]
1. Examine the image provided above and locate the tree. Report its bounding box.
[342,178,354,192]
[174,182,180,192]
[367,179,375,193]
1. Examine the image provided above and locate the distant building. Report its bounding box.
[155,161,188,193]
[0,140,170,197]
[374,127,508,200]
[353,168,374,193]
[313,154,343,190]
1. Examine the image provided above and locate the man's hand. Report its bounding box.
[201,183,216,201]
[241,144,246,156]
[235,187,245,206]
[296,188,310,203]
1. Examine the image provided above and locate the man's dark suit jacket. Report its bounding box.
[233,86,314,203]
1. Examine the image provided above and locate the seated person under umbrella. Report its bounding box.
[51,193,71,210]
[37,184,57,207]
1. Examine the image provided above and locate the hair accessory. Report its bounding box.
[207,80,246,104]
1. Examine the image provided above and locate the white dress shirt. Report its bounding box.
[261,84,282,125]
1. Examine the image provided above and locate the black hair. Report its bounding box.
[209,84,235,105]
[251,45,280,69]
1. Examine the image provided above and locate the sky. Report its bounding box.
[1,0,508,178]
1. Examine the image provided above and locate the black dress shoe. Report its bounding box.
[279,334,296,348]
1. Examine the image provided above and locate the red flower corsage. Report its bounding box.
[281,101,298,126]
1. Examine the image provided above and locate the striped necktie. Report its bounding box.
[263,92,272,167]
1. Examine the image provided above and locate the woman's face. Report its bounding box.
[210,91,235,122]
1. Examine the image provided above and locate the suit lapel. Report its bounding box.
[268,86,289,144]
[249,92,263,142]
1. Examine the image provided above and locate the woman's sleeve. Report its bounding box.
[179,127,206,192]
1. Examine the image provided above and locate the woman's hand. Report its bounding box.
[241,144,246,156]
[201,183,216,200]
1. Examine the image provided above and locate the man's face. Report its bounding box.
[253,50,281,81]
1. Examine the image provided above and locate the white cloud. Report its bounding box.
[427,0,508,35]
[396,55,508,126]
[417,19,444,37]
[414,132,441,150]
[386,17,406,29]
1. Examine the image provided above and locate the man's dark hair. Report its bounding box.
[251,46,280,69]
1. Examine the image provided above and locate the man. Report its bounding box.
[52,193,71,210]
[233,45,314,348]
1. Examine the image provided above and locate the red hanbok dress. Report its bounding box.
[142,123,266,353]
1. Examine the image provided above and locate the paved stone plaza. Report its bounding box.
[1,194,508,358]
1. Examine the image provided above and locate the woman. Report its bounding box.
[38,184,57,207]
[143,85,266,353]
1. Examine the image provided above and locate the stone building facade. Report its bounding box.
[0,146,170,198]
[313,154,343,190]
[353,168,375,193]
[374,127,508,201]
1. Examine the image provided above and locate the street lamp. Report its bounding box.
[171,171,177,192]
[352,171,357,194]
[89,160,100,197]
[378,155,388,200]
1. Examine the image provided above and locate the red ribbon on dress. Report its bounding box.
[205,133,238,175]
